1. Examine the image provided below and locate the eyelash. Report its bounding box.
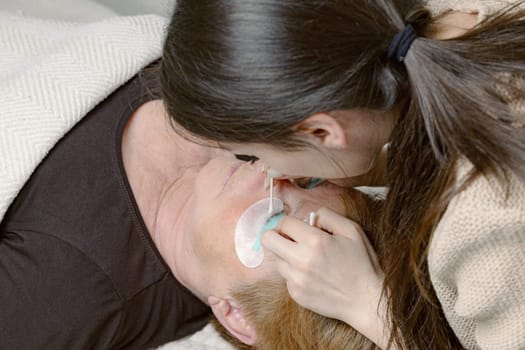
[235,154,259,164]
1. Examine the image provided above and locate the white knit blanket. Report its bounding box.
[0,12,166,221]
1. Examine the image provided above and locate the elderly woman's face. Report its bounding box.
[184,156,349,287]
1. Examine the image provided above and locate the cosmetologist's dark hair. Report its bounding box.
[160,1,525,349]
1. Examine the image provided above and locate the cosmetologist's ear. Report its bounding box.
[208,296,257,346]
[294,112,348,149]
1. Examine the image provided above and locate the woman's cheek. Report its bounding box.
[229,173,266,196]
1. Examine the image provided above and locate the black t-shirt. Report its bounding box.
[0,69,210,349]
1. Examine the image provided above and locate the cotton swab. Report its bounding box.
[268,177,274,214]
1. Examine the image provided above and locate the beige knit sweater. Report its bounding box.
[425,2,525,350]
[426,0,518,21]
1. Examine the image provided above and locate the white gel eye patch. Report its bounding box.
[234,198,283,268]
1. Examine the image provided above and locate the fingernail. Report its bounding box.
[308,212,317,226]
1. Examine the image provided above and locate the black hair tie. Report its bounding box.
[388,24,418,62]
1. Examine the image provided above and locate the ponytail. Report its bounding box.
[382,4,525,349]
[403,5,525,176]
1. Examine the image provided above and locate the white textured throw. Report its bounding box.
[0,12,166,221]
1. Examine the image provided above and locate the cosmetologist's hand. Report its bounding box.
[261,207,391,349]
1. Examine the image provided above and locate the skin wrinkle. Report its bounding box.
[155,176,186,256]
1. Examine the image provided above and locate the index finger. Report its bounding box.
[315,207,363,239]
[260,229,297,262]
[315,207,381,270]
[275,215,325,243]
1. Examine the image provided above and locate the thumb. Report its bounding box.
[314,207,362,239]
[315,207,382,272]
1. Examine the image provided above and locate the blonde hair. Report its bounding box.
[213,278,378,350]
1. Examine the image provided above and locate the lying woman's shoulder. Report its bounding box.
[428,160,525,350]
[0,228,122,349]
